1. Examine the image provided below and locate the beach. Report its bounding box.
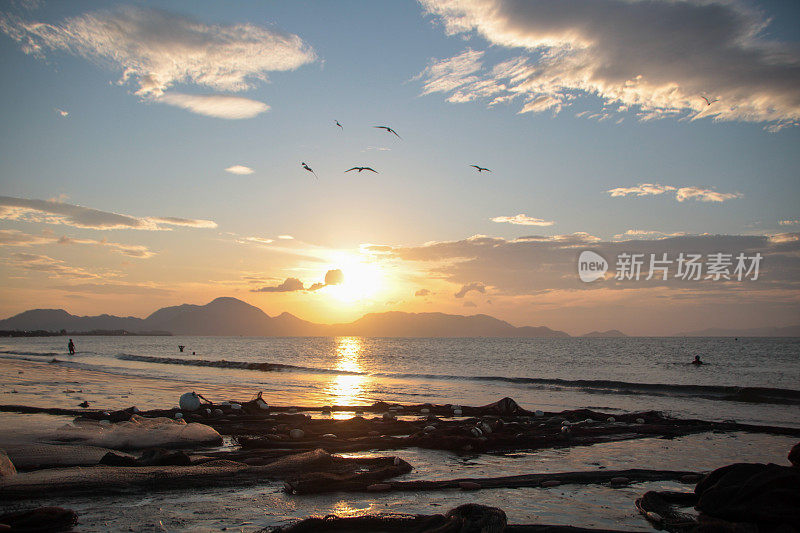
[1,336,798,531]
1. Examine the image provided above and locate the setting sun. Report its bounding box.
[323,253,386,303]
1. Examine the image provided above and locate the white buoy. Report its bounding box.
[179,392,201,412]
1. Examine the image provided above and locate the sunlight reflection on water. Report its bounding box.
[325,337,369,414]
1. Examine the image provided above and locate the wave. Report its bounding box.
[0,349,62,357]
[116,354,800,405]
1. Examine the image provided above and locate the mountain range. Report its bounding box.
[0,297,570,338]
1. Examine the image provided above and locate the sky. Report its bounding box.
[0,0,798,336]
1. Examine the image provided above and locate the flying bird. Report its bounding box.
[335,120,343,130]
[470,165,491,173]
[301,162,318,179]
[374,125,402,139]
[700,96,719,106]
[345,166,378,173]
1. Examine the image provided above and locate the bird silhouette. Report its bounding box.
[301,162,318,179]
[374,125,402,139]
[335,120,343,130]
[345,166,378,173]
[470,165,491,173]
[700,96,719,106]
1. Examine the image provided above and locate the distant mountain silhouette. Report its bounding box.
[581,329,627,338]
[676,325,800,337]
[0,297,567,338]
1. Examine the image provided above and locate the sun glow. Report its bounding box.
[323,253,386,303]
[326,336,368,413]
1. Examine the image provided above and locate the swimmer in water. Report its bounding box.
[692,355,703,365]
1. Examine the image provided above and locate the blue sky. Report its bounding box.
[0,0,798,334]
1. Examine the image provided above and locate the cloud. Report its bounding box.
[779,220,799,226]
[51,282,171,295]
[385,232,800,296]
[675,187,742,203]
[0,229,51,246]
[607,184,741,203]
[608,184,676,198]
[54,108,68,117]
[224,165,255,176]
[56,235,155,258]
[158,93,268,119]
[418,0,800,129]
[613,230,687,241]
[492,214,554,226]
[463,301,477,308]
[307,269,345,291]
[455,281,486,298]
[0,195,216,230]
[278,235,294,240]
[6,252,101,279]
[324,269,344,286]
[0,6,316,97]
[251,277,305,293]
[236,236,274,246]
[415,288,432,297]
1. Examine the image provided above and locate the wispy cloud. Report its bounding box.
[159,93,268,119]
[492,214,554,226]
[278,235,294,240]
[225,164,255,175]
[0,229,155,258]
[607,184,741,203]
[236,236,274,246]
[418,0,800,130]
[1,6,316,113]
[0,195,217,230]
[607,184,676,198]
[613,230,687,240]
[415,288,431,297]
[6,252,101,279]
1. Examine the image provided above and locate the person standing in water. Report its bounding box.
[68,339,75,355]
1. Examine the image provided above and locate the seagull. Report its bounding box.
[374,125,402,139]
[700,96,719,106]
[470,165,491,173]
[345,166,378,173]
[301,162,318,179]
[335,120,343,130]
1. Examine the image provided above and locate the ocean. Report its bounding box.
[1,335,799,531]
[1,335,798,426]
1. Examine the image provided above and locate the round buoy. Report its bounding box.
[179,392,202,411]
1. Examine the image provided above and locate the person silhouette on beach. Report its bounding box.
[692,355,703,365]
[68,339,75,355]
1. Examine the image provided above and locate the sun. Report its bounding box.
[323,253,385,303]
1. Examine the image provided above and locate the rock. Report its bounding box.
[421,408,430,414]
[230,403,242,410]
[0,508,77,532]
[393,457,401,466]
[453,409,463,416]
[459,481,482,490]
[321,433,337,439]
[79,401,90,408]
[541,480,561,488]
[607,416,616,422]
[681,474,702,483]
[382,412,396,421]
[212,409,224,417]
[289,429,305,440]
[0,450,17,478]
[179,392,201,411]
[534,410,544,417]
[367,483,391,492]
[635,418,646,424]
[610,476,629,486]
[470,427,483,437]
[174,412,183,419]
[424,425,437,433]
[789,442,800,468]
[255,398,269,411]
[645,511,663,523]
[560,426,571,434]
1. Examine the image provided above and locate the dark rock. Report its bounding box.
[0,507,78,532]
